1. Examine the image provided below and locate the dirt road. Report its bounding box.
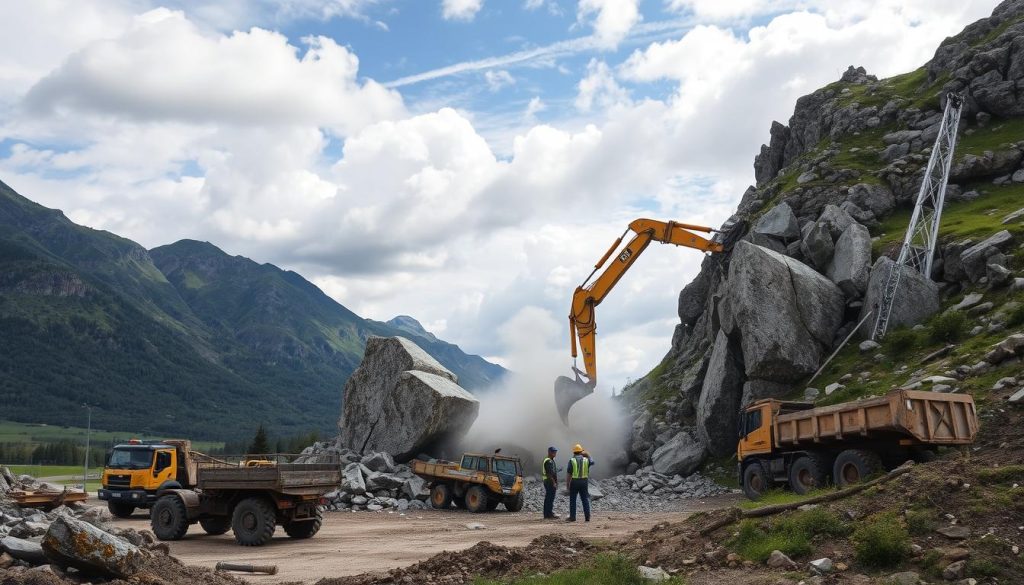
[111,495,738,584]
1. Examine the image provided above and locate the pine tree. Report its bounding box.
[248,425,270,455]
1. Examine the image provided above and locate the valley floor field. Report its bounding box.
[108,497,739,584]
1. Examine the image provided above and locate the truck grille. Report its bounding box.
[106,474,131,488]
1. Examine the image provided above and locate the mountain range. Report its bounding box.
[0,180,503,440]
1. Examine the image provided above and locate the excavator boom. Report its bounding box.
[555,219,724,425]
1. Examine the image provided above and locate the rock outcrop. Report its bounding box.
[622,0,1024,473]
[339,336,480,461]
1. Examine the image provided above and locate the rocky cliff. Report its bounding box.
[624,0,1024,473]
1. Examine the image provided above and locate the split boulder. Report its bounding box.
[339,337,479,462]
[697,331,745,456]
[651,431,706,477]
[727,241,845,382]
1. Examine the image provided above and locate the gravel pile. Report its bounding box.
[521,467,733,514]
[299,442,433,513]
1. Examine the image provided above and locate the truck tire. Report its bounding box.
[504,490,525,512]
[284,508,322,539]
[151,496,189,541]
[833,449,882,488]
[430,484,453,509]
[231,497,276,546]
[742,461,770,500]
[199,517,231,535]
[788,453,829,495]
[464,486,489,513]
[108,502,136,519]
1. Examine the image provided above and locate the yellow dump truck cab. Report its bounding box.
[411,452,525,513]
[99,439,193,518]
[737,390,978,500]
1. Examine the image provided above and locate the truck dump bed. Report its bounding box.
[775,389,977,447]
[195,458,340,496]
[410,459,469,481]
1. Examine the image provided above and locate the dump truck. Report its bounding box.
[738,389,979,500]
[149,453,339,546]
[98,439,196,518]
[411,452,524,513]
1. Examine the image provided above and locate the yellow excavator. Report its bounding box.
[555,219,726,425]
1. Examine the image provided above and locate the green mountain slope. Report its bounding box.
[0,181,504,440]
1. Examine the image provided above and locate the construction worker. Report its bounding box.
[541,446,559,519]
[565,444,594,522]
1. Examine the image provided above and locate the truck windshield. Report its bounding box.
[494,459,517,477]
[107,448,155,470]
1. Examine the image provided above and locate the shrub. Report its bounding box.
[966,559,1002,577]
[904,508,939,536]
[885,329,920,356]
[1008,303,1024,328]
[852,513,911,568]
[728,508,850,562]
[928,311,968,343]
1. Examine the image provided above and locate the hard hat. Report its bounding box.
[572,444,583,453]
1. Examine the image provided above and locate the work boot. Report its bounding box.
[565,517,576,522]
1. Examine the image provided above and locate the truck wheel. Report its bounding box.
[833,449,882,488]
[788,453,829,495]
[464,486,489,513]
[284,508,322,539]
[151,496,189,541]
[742,462,770,500]
[430,484,453,509]
[504,491,525,512]
[231,497,276,546]
[108,502,136,519]
[199,517,231,535]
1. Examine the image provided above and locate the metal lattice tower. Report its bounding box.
[872,93,964,340]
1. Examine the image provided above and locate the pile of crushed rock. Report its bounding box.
[299,441,733,515]
[0,467,243,585]
[296,442,433,512]
[521,467,733,515]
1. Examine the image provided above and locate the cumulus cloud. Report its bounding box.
[0,0,1002,393]
[577,0,641,49]
[442,0,484,21]
[23,9,404,136]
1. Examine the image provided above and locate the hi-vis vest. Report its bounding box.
[569,456,589,479]
[541,457,553,480]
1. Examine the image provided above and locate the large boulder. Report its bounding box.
[847,183,895,217]
[1,536,46,565]
[651,431,706,476]
[727,241,845,382]
[800,220,835,270]
[753,202,800,241]
[697,331,745,456]
[827,223,872,297]
[41,515,147,578]
[858,257,940,337]
[340,337,479,461]
[960,230,1014,282]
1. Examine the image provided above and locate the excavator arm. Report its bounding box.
[555,219,724,425]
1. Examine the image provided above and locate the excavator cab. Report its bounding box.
[555,218,731,425]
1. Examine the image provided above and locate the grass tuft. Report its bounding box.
[928,311,968,344]
[728,507,850,562]
[852,512,911,568]
[472,555,681,585]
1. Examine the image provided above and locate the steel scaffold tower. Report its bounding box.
[872,93,964,340]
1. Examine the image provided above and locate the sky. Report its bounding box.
[0,0,1000,394]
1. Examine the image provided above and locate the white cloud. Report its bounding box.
[442,0,484,21]
[21,9,404,136]
[574,59,631,112]
[484,69,516,92]
[577,0,641,49]
[0,0,1003,394]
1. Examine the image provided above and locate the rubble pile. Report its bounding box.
[522,468,732,515]
[0,466,243,585]
[297,442,433,512]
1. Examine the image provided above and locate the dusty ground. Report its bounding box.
[108,496,738,584]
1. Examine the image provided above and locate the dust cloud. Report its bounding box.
[462,307,630,479]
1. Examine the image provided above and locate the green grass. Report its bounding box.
[473,555,682,585]
[0,420,225,453]
[738,489,828,510]
[5,464,88,477]
[958,117,1024,156]
[977,464,1024,485]
[852,512,911,568]
[728,507,850,562]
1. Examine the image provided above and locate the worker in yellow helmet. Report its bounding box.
[565,443,594,522]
